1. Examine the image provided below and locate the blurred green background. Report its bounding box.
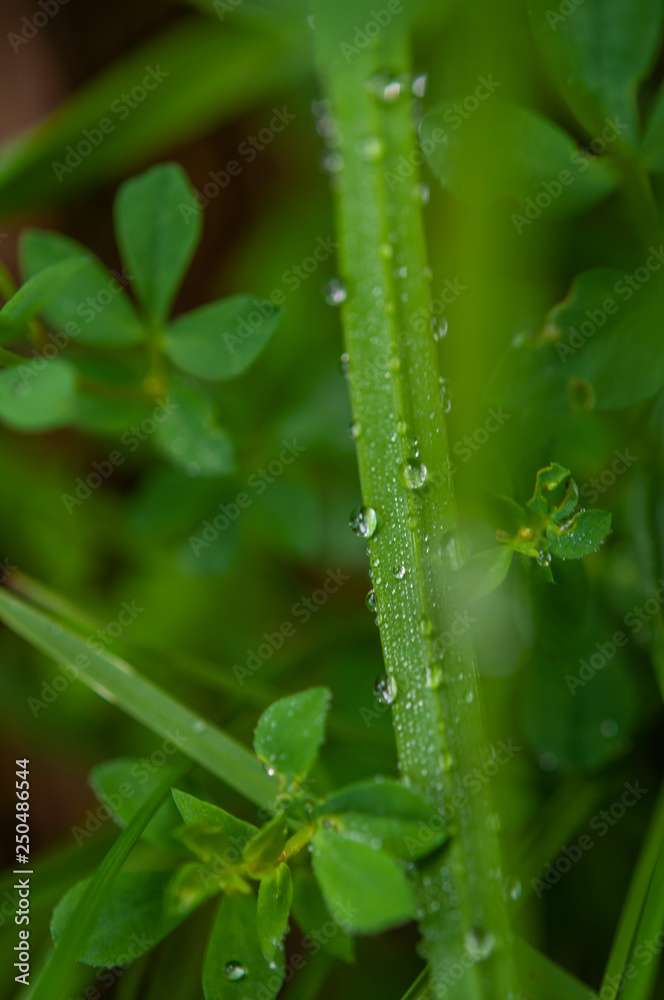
[0,0,662,996]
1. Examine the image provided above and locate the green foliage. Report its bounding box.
[0,359,77,431]
[253,687,332,788]
[257,863,293,962]
[203,894,285,1000]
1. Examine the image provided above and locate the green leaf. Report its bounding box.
[0,358,77,432]
[164,295,282,382]
[527,463,575,518]
[20,229,144,347]
[0,587,279,809]
[516,939,600,1000]
[528,0,661,146]
[243,814,290,867]
[203,894,284,1000]
[172,789,259,852]
[114,163,202,324]
[489,269,664,412]
[546,509,612,559]
[291,869,354,962]
[154,386,235,477]
[420,98,616,214]
[0,258,86,333]
[457,547,514,604]
[315,778,447,860]
[254,688,331,787]
[51,871,185,967]
[90,758,187,853]
[256,863,292,962]
[311,829,416,934]
[641,82,664,171]
[165,861,223,918]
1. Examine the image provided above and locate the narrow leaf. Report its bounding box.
[90,758,187,853]
[0,258,85,331]
[0,587,279,809]
[114,163,202,324]
[203,894,284,1000]
[257,863,293,962]
[254,688,331,787]
[164,295,281,381]
[311,829,416,934]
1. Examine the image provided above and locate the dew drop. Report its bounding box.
[504,878,522,902]
[439,750,454,772]
[348,421,362,440]
[439,378,453,413]
[399,459,428,490]
[432,316,448,342]
[190,719,207,734]
[358,136,385,161]
[365,589,377,612]
[224,962,246,982]
[323,278,347,306]
[412,73,428,97]
[425,663,443,689]
[393,563,406,580]
[396,420,408,437]
[349,506,378,538]
[374,674,398,705]
[464,928,495,962]
[439,530,467,571]
[367,72,405,103]
[415,182,430,205]
[537,550,552,568]
[420,617,433,637]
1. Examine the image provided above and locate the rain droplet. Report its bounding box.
[412,73,428,97]
[396,420,408,437]
[223,962,246,982]
[349,506,378,538]
[537,551,552,568]
[439,378,453,414]
[348,421,362,440]
[190,719,207,733]
[365,589,377,612]
[358,136,385,161]
[367,72,404,103]
[420,617,433,637]
[439,750,453,772]
[415,182,430,205]
[464,928,495,962]
[323,279,347,306]
[399,459,428,490]
[374,674,398,705]
[432,316,448,342]
[425,663,443,689]
[504,878,522,902]
[393,563,406,580]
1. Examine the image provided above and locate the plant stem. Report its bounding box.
[313,14,516,999]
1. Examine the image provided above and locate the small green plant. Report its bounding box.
[0,162,282,475]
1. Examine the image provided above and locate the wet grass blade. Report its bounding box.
[0,587,278,809]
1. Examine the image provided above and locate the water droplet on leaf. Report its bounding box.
[323,279,347,306]
[224,962,246,981]
[464,927,495,962]
[399,459,428,490]
[349,506,378,538]
[375,674,397,705]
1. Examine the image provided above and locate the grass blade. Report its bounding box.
[0,587,278,809]
[516,939,598,1000]
[26,761,186,1000]
[601,782,664,998]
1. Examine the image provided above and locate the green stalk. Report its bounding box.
[313,11,515,999]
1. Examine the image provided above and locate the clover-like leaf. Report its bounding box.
[203,894,284,1000]
[529,0,661,146]
[315,778,447,860]
[114,163,202,324]
[0,358,76,432]
[311,829,416,934]
[457,547,515,605]
[153,385,234,477]
[243,814,290,867]
[256,863,292,962]
[51,871,186,967]
[165,862,222,918]
[21,229,144,347]
[0,258,86,337]
[163,295,281,382]
[254,688,331,788]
